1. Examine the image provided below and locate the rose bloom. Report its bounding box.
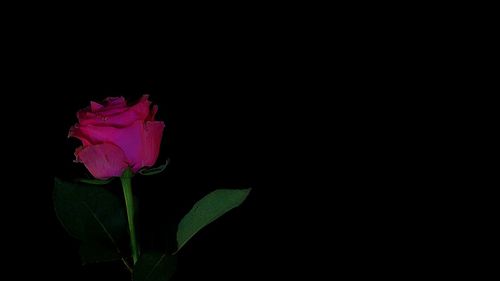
[69,95,165,179]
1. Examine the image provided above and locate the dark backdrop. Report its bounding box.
[1,54,429,279]
[41,65,320,280]
[3,50,423,279]
[0,18,459,279]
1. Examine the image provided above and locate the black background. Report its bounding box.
[2,48,433,279]
[0,9,474,278]
[27,58,328,280]
[3,56,400,279]
[49,77,292,280]
[1,27,427,278]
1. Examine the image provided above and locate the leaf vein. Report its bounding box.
[145,254,166,281]
[82,201,121,255]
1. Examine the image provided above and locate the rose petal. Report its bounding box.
[77,95,151,127]
[129,94,152,118]
[142,121,165,167]
[70,95,164,175]
[90,101,104,112]
[104,96,126,107]
[73,121,147,172]
[69,125,93,146]
[75,143,129,179]
[147,105,158,121]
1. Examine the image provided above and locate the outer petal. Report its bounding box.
[142,121,165,167]
[75,143,129,179]
[103,96,127,107]
[146,104,158,121]
[69,124,93,146]
[90,101,104,112]
[77,95,151,127]
[72,121,146,172]
[129,95,152,119]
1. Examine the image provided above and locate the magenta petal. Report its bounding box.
[68,125,93,146]
[104,96,126,107]
[129,95,151,119]
[141,121,165,168]
[75,143,129,179]
[147,105,158,121]
[90,101,104,112]
[77,95,151,127]
[69,95,164,175]
[74,121,146,171]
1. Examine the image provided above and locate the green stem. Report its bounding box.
[120,169,139,265]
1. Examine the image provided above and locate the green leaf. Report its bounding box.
[139,159,169,176]
[53,178,128,262]
[176,188,251,253]
[77,178,114,185]
[133,252,177,281]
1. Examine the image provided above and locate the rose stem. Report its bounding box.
[120,168,139,265]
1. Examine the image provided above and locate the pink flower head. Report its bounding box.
[69,95,165,179]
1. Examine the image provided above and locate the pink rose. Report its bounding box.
[69,95,165,179]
